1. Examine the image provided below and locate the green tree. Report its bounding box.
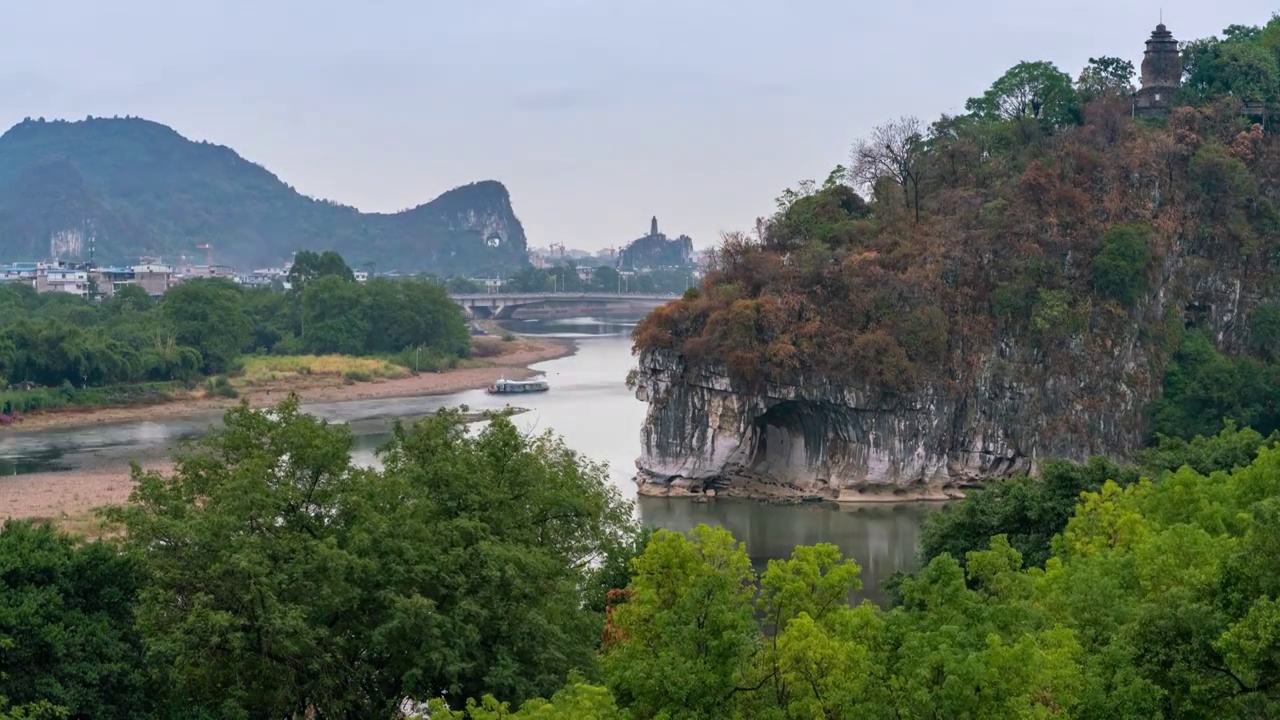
[240,287,295,353]
[1077,55,1136,100]
[507,267,553,293]
[446,276,483,294]
[111,397,632,716]
[160,278,250,374]
[1153,330,1280,439]
[106,284,155,314]
[300,275,368,354]
[110,399,376,718]
[590,266,621,293]
[424,674,625,719]
[374,410,634,706]
[0,522,153,720]
[287,250,354,287]
[1183,33,1280,105]
[966,60,1078,126]
[1250,302,1280,360]
[601,526,758,719]
[396,280,471,357]
[917,456,1140,572]
[1091,225,1151,307]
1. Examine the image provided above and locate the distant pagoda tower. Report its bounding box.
[650,216,659,237]
[1133,22,1181,117]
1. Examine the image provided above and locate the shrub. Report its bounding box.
[1091,225,1151,307]
[469,341,505,359]
[501,332,516,342]
[1030,289,1084,344]
[1249,301,1280,360]
[342,370,373,383]
[205,376,239,399]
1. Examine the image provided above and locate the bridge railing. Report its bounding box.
[449,292,677,302]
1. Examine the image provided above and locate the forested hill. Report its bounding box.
[0,117,528,274]
[635,14,1280,453]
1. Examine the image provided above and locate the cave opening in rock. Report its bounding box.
[750,401,824,477]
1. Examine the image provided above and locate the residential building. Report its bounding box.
[45,267,89,297]
[0,262,46,290]
[90,267,136,298]
[132,264,174,296]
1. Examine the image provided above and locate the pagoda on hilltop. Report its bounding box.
[1133,21,1181,117]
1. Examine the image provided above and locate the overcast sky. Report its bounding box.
[1,1,1274,251]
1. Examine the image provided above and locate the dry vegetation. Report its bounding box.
[634,96,1279,397]
[238,354,411,385]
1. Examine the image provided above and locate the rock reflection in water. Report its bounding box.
[637,496,941,605]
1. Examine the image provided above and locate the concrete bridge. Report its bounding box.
[450,292,675,319]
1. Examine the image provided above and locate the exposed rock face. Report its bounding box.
[633,336,1157,501]
[631,194,1268,502]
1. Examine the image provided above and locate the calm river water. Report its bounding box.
[0,314,938,603]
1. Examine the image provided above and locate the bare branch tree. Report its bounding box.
[849,115,927,223]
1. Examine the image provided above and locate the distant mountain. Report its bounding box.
[0,117,529,274]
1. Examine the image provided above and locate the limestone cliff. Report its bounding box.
[630,100,1275,501]
[633,338,1154,501]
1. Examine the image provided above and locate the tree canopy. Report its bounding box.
[0,250,470,417]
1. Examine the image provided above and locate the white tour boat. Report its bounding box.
[486,375,550,395]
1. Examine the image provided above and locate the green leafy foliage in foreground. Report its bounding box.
[0,250,468,412]
[0,397,638,719]
[915,421,1280,577]
[5,401,1280,717]
[585,451,1280,719]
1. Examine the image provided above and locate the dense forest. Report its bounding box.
[633,15,1280,448]
[0,117,529,274]
[0,250,469,416]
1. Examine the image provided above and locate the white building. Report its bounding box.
[45,267,89,297]
[0,262,46,289]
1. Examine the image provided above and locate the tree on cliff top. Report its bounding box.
[851,116,927,222]
[965,60,1077,126]
[1076,56,1136,101]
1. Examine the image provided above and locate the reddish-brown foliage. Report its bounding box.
[600,588,633,648]
[633,104,1280,395]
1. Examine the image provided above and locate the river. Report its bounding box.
[0,313,938,603]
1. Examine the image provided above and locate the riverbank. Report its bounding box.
[2,406,527,529]
[3,334,574,433]
[635,473,965,504]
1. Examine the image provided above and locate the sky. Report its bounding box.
[1,1,1275,252]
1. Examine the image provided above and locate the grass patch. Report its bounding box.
[25,512,124,541]
[0,383,175,417]
[240,355,411,385]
